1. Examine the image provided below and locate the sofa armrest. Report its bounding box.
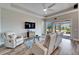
[32,43,48,55]
[5,38,16,48]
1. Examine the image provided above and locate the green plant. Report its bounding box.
[47,24,52,29]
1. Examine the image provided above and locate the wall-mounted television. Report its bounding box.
[25,22,35,29]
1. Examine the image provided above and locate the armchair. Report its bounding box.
[2,32,24,48]
[30,33,57,55]
[54,32,63,49]
[29,32,63,55]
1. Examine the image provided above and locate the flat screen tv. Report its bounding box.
[25,22,35,29]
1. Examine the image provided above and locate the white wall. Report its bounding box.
[1,8,44,36]
[0,8,1,32]
[78,3,79,39]
[0,9,1,32]
[0,8,3,45]
[71,12,78,40]
[0,8,1,43]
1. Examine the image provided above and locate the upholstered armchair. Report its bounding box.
[28,32,63,55]
[2,32,24,48]
[54,32,63,49]
[30,33,57,55]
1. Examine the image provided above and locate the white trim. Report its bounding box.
[46,9,78,19]
[0,4,78,19]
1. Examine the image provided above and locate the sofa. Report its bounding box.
[2,32,24,48]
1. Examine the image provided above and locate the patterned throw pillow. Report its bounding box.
[8,35,13,38]
[12,34,17,39]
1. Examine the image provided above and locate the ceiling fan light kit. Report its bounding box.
[43,8,47,11]
[42,3,56,15]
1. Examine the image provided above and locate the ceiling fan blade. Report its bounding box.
[48,3,55,8]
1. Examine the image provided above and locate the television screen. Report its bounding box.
[25,22,35,29]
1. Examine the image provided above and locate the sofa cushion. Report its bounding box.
[16,38,23,43]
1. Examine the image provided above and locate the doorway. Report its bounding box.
[52,20,72,39]
[61,21,72,39]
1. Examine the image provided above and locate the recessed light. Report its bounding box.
[43,8,47,11]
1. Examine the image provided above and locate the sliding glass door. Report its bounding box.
[46,22,53,34]
[45,21,61,34]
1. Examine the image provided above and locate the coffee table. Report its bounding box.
[24,36,40,48]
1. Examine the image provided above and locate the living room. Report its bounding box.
[0,3,79,55]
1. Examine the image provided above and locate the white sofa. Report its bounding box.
[29,32,63,55]
[2,32,24,48]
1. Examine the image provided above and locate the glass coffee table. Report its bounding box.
[24,35,40,48]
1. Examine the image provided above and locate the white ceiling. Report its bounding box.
[12,3,75,17]
[0,3,76,18]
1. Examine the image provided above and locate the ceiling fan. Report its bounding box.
[42,3,56,15]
